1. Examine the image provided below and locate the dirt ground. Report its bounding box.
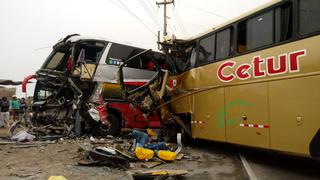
[2,126,319,180]
[0,127,248,180]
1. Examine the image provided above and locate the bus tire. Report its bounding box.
[92,113,121,136]
[181,127,194,146]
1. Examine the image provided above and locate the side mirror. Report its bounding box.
[118,50,164,112]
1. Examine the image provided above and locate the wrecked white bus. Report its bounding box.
[118,0,320,157]
[27,34,172,137]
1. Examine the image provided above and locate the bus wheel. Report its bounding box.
[181,127,194,146]
[93,113,121,136]
[180,123,194,146]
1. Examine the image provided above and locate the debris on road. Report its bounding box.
[156,150,177,161]
[131,129,182,162]
[175,153,184,160]
[48,175,68,180]
[140,161,163,169]
[0,141,16,145]
[0,126,195,179]
[73,127,190,176]
[135,147,154,160]
[131,169,188,179]
[78,144,130,169]
[11,130,35,142]
[10,144,46,149]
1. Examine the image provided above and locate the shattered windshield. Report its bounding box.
[42,49,69,71]
[41,41,105,72]
[45,52,67,69]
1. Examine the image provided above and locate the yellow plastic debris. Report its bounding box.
[135,147,154,160]
[157,150,176,161]
[48,176,67,180]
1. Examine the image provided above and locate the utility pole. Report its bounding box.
[156,0,174,37]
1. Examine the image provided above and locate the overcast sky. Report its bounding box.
[0,0,272,97]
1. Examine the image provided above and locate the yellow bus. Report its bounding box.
[157,0,320,157]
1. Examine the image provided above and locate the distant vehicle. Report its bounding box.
[119,0,320,157]
[26,34,167,136]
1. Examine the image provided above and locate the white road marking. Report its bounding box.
[239,150,258,180]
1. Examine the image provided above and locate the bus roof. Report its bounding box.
[66,35,106,43]
[53,34,161,53]
[188,0,282,41]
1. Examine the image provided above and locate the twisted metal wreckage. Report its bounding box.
[24,34,193,139]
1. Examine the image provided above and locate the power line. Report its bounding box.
[172,5,187,37]
[146,0,176,35]
[138,0,162,29]
[109,0,157,36]
[147,0,163,24]
[116,0,158,35]
[181,2,227,20]
[146,0,175,36]
[166,9,176,35]
[33,45,52,51]
[141,0,162,28]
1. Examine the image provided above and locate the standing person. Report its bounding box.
[10,95,20,122]
[0,97,10,127]
[19,98,29,126]
[0,97,2,127]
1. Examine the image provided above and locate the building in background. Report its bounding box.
[0,79,20,99]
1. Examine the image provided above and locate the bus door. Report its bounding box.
[223,54,270,149]
[225,82,270,149]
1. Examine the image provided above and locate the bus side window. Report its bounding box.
[216,28,232,60]
[299,0,320,35]
[275,3,292,42]
[237,21,247,53]
[107,43,140,65]
[198,34,215,65]
[190,47,197,68]
[237,2,292,53]
[247,10,274,51]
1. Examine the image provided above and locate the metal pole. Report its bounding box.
[157,0,174,39]
[164,0,167,37]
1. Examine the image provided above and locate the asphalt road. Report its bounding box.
[189,140,320,180]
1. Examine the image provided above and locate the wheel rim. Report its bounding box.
[100,121,112,133]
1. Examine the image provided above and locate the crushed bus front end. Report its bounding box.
[30,34,167,137]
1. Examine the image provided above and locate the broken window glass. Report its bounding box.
[190,48,197,68]
[73,42,105,63]
[45,52,67,70]
[198,34,215,65]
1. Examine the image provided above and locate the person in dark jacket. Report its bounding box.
[0,97,10,128]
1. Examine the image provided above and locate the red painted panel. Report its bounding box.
[107,101,161,129]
